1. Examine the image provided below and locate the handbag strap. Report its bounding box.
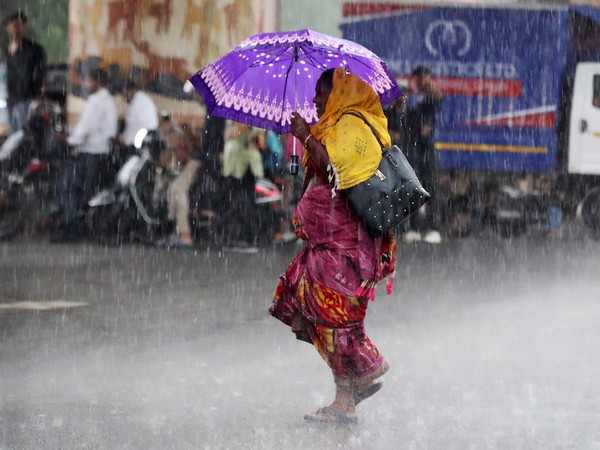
[344,111,386,152]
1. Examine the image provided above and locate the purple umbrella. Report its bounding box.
[189,29,402,135]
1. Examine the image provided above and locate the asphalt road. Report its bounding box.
[1,224,600,449]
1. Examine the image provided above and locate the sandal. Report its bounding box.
[354,380,383,405]
[303,406,358,424]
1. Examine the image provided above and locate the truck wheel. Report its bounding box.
[581,187,600,240]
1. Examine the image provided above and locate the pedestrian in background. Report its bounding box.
[53,68,118,242]
[222,124,264,181]
[161,115,226,248]
[259,129,284,181]
[220,123,264,253]
[384,94,408,150]
[403,65,443,244]
[160,126,198,248]
[3,10,46,134]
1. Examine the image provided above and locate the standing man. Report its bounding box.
[53,68,118,242]
[403,65,443,244]
[3,10,46,134]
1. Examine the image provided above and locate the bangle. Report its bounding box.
[303,134,313,148]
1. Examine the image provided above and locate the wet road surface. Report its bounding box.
[1,224,600,449]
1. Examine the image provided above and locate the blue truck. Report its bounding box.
[341,3,600,237]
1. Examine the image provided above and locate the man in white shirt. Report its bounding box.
[120,80,159,146]
[53,68,118,242]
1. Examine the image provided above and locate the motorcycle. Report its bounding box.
[0,100,67,240]
[85,129,166,245]
[443,180,552,239]
[86,128,284,247]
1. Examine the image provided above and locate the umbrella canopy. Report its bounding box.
[189,29,402,134]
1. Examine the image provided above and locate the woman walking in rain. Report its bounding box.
[269,68,396,424]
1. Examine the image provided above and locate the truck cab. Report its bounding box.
[569,63,600,175]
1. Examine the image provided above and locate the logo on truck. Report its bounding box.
[425,20,471,57]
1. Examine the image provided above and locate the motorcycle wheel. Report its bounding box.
[0,179,44,240]
[86,203,134,246]
[0,209,22,240]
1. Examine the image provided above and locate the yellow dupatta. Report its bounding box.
[306,68,391,191]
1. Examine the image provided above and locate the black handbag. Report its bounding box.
[344,112,431,237]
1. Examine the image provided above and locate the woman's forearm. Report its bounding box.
[304,134,330,174]
[289,112,330,175]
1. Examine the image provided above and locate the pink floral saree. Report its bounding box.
[270,184,396,383]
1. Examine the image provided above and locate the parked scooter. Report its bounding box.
[0,101,67,239]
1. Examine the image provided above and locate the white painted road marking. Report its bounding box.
[0,301,88,310]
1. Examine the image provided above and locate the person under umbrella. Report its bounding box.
[269,68,396,424]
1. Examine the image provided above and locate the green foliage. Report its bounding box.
[0,0,69,63]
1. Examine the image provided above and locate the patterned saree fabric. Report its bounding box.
[307,68,392,191]
[269,185,396,379]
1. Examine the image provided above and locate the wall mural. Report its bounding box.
[68,0,276,120]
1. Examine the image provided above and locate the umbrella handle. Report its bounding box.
[289,54,299,176]
[289,136,299,175]
[290,154,299,176]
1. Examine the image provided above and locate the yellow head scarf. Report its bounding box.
[307,68,391,190]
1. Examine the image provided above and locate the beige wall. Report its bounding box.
[68,0,277,122]
[69,0,277,77]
